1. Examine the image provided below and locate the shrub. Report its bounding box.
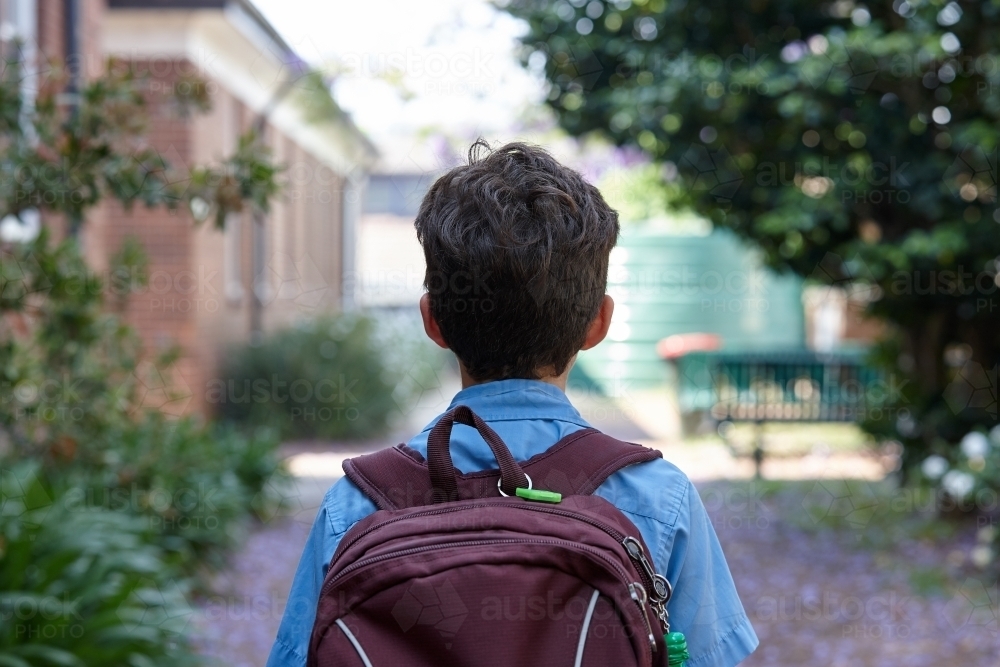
[915,426,1000,574]
[0,464,198,666]
[2,233,290,579]
[56,415,289,574]
[0,53,283,663]
[216,312,441,440]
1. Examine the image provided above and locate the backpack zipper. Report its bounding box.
[331,499,661,597]
[320,536,657,659]
[325,536,632,592]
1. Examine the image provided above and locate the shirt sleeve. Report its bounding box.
[661,479,759,667]
[265,476,377,667]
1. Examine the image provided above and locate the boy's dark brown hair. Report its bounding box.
[414,140,619,381]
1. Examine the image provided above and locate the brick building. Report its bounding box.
[4,0,377,414]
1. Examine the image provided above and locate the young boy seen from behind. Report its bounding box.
[267,141,759,667]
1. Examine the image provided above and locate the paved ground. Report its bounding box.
[189,463,999,666]
[189,388,999,666]
[708,479,999,667]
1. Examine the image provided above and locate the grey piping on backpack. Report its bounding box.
[574,589,601,667]
[335,619,374,667]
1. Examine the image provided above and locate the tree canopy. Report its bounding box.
[502,0,1000,461]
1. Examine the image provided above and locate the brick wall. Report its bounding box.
[102,59,347,414]
[41,5,353,416]
[189,84,251,414]
[85,57,200,412]
[36,0,64,62]
[264,137,344,331]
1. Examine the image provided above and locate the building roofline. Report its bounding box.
[106,0,378,166]
[108,0,295,69]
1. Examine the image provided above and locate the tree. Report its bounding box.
[502,0,1000,466]
[0,50,289,663]
[0,53,279,235]
[0,51,282,448]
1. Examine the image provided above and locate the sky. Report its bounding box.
[252,0,547,168]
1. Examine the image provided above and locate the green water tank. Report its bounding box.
[573,227,805,394]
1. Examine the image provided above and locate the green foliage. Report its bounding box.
[56,416,287,573]
[186,130,284,229]
[1,230,144,448]
[216,313,441,439]
[107,236,149,312]
[598,161,675,223]
[1,464,197,667]
[0,84,288,657]
[295,71,349,125]
[1,236,288,664]
[502,0,1000,462]
[1,233,288,573]
[597,161,710,232]
[0,52,280,234]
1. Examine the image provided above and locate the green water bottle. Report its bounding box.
[665,632,690,667]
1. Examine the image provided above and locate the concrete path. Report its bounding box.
[189,387,998,666]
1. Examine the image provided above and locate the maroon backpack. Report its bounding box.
[308,405,675,667]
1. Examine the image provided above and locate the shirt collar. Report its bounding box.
[419,378,592,431]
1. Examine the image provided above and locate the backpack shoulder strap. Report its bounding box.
[343,429,662,510]
[520,428,663,496]
[341,444,431,511]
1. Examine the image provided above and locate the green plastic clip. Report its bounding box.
[515,487,562,503]
[665,631,690,666]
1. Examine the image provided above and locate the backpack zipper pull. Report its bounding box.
[628,582,657,651]
[624,534,679,666]
[514,487,562,503]
[622,536,673,628]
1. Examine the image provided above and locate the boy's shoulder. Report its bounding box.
[324,473,378,537]
[594,455,695,530]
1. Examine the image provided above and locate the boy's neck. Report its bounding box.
[458,362,573,392]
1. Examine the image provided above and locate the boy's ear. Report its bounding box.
[419,293,450,349]
[580,295,615,351]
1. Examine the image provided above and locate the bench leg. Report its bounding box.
[753,419,765,479]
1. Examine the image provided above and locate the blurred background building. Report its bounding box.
[2,0,884,421]
[3,0,377,413]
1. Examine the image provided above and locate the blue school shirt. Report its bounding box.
[267,379,758,667]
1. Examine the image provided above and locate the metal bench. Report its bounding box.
[667,347,882,476]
